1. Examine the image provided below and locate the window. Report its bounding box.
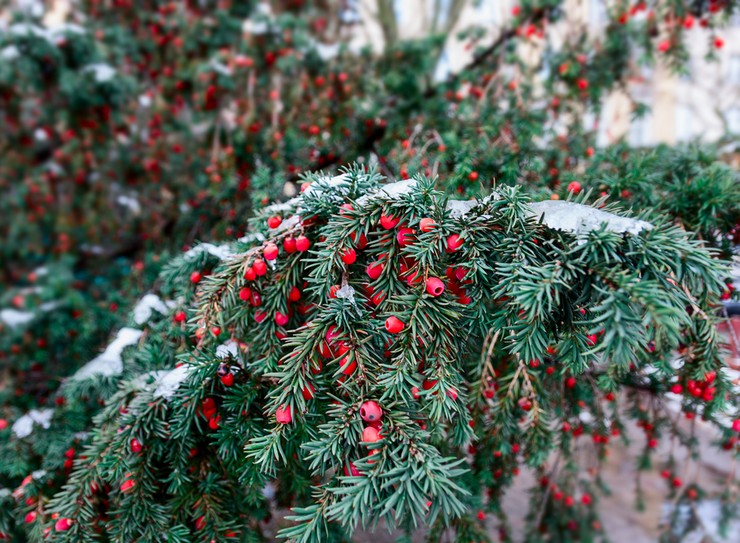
[728,107,740,134]
[728,55,740,85]
[675,103,694,142]
[629,113,653,146]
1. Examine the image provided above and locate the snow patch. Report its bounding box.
[528,200,652,240]
[12,409,54,439]
[83,63,116,83]
[117,195,141,214]
[336,285,356,304]
[72,328,143,380]
[132,294,174,325]
[153,365,194,400]
[0,45,20,60]
[184,243,234,261]
[1,309,35,328]
[216,340,239,359]
[446,200,477,218]
[302,173,350,197]
[356,179,417,206]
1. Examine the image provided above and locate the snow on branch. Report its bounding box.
[528,200,653,238]
[72,327,143,380]
[12,409,54,439]
[132,294,176,325]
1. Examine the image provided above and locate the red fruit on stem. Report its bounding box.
[244,267,256,281]
[340,357,357,375]
[288,286,301,302]
[446,234,463,252]
[130,438,143,453]
[302,383,315,400]
[275,311,289,326]
[239,287,252,301]
[220,373,234,386]
[343,462,360,477]
[55,518,73,531]
[419,217,436,232]
[396,227,414,247]
[25,512,37,524]
[367,260,384,280]
[264,243,279,261]
[295,235,311,252]
[567,181,582,194]
[121,478,136,493]
[360,401,382,422]
[385,316,405,334]
[341,248,357,265]
[267,216,282,229]
[190,271,202,283]
[253,259,267,276]
[276,405,292,424]
[362,426,381,443]
[425,277,445,297]
[284,237,297,253]
[380,214,400,229]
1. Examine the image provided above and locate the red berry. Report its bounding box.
[195,516,206,531]
[239,287,252,301]
[343,462,360,477]
[267,216,282,229]
[422,379,437,390]
[0,419,7,430]
[276,405,292,424]
[190,271,202,283]
[120,478,136,493]
[715,37,724,49]
[174,310,186,323]
[288,286,301,302]
[253,259,267,276]
[220,373,234,387]
[55,518,73,531]
[362,426,381,443]
[264,243,279,261]
[340,357,357,375]
[396,227,414,247]
[283,237,297,253]
[275,311,289,326]
[468,171,479,181]
[419,217,436,232]
[130,438,143,453]
[295,235,311,252]
[244,267,256,281]
[254,311,267,323]
[367,260,385,280]
[302,383,315,400]
[670,383,683,394]
[380,214,400,229]
[25,512,37,524]
[211,326,221,336]
[360,401,383,422]
[577,78,588,90]
[565,376,576,388]
[567,181,582,194]
[446,234,463,252]
[385,316,405,334]
[341,248,357,265]
[425,277,445,297]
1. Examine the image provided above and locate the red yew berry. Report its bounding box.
[396,227,414,247]
[288,287,301,302]
[275,311,289,326]
[360,401,382,422]
[468,171,479,182]
[385,316,405,334]
[239,287,252,301]
[380,213,400,229]
[446,234,463,252]
[264,243,279,261]
[244,267,256,281]
[276,405,292,424]
[302,382,315,400]
[55,518,73,531]
[425,277,445,297]
[25,512,37,524]
[130,438,143,453]
[577,78,588,90]
[283,237,297,253]
[367,260,385,280]
[295,235,311,252]
[253,259,267,276]
[190,271,202,283]
[343,462,360,477]
[220,373,234,387]
[341,248,357,265]
[567,181,582,194]
[121,478,136,493]
[419,217,436,232]
[267,216,282,229]
[362,426,381,443]
[714,37,724,49]
[174,310,186,323]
